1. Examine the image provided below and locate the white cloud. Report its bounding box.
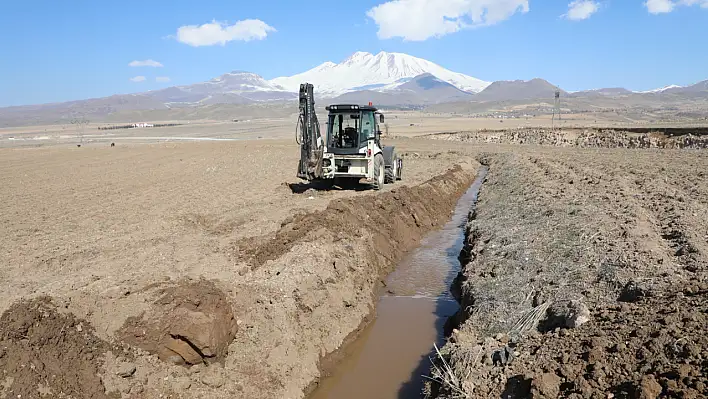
[563,1,600,20]
[176,19,276,46]
[129,59,163,67]
[366,0,529,41]
[156,76,171,83]
[129,76,146,82]
[645,0,708,14]
[645,0,675,13]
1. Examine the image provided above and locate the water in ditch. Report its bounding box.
[310,166,488,399]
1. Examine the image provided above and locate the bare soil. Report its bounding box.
[0,137,478,398]
[424,141,708,398]
[0,297,129,399]
[3,130,707,399]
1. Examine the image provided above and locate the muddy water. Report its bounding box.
[310,166,488,399]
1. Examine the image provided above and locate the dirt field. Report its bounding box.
[1,125,707,398]
[0,136,480,398]
[423,143,707,398]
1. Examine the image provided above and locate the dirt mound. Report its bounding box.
[118,279,238,367]
[0,297,121,399]
[238,164,473,270]
[430,128,708,149]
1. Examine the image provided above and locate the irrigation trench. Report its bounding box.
[309,166,489,399]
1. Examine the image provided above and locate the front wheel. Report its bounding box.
[373,153,385,190]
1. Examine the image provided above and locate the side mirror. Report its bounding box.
[379,114,384,123]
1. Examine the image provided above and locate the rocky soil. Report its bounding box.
[426,146,708,399]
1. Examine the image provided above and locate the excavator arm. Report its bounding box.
[296,83,324,180]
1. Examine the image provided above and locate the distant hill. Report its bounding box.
[329,73,473,106]
[664,80,708,94]
[571,88,633,97]
[473,78,565,102]
[393,73,473,103]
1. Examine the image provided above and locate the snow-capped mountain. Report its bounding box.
[636,85,683,94]
[269,51,490,97]
[147,71,295,103]
[199,71,288,93]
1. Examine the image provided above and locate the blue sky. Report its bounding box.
[1,0,707,106]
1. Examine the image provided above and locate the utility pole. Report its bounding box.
[552,89,561,129]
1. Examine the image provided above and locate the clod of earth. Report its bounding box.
[618,280,652,303]
[118,279,238,366]
[531,372,561,398]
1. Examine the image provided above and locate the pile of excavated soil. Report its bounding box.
[220,162,478,399]
[429,128,708,149]
[0,297,128,399]
[238,164,476,270]
[427,149,707,399]
[118,279,239,367]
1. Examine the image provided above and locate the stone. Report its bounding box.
[116,362,136,378]
[174,376,192,391]
[545,300,592,329]
[492,346,515,366]
[164,337,203,365]
[200,372,224,388]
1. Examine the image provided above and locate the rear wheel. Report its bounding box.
[373,153,385,190]
[385,149,397,184]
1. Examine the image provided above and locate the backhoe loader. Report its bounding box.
[296,83,402,189]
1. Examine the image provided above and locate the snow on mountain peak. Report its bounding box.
[204,71,287,92]
[637,84,683,94]
[269,51,490,96]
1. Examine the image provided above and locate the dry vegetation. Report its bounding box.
[426,143,707,399]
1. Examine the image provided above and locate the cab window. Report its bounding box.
[361,111,375,141]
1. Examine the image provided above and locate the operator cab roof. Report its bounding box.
[326,104,379,112]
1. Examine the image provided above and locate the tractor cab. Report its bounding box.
[325,104,384,155]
